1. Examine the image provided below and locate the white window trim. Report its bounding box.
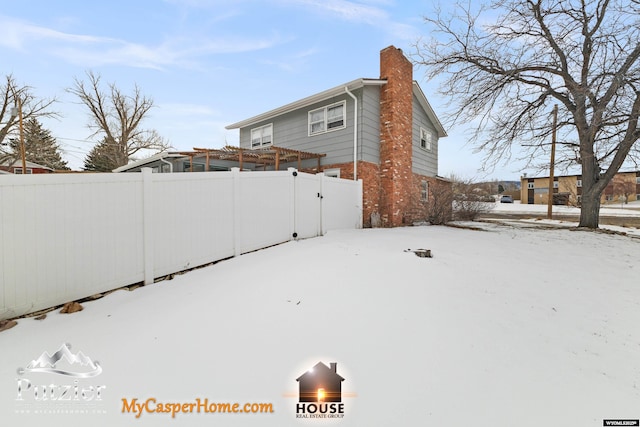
[553,181,559,189]
[421,180,429,202]
[14,168,33,174]
[419,127,433,151]
[251,123,273,148]
[308,101,346,136]
[527,182,534,189]
[576,179,582,187]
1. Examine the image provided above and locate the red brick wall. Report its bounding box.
[323,47,449,228]
[379,46,414,227]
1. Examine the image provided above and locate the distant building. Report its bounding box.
[520,171,640,205]
[0,160,54,174]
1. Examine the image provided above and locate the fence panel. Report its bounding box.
[0,169,361,320]
[321,176,363,233]
[0,174,145,319]
[294,171,322,239]
[151,171,236,278]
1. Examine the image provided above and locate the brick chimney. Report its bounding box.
[379,46,413,226]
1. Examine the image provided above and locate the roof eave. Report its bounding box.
[112,152,187,173]
[413,81,447,138]
[225,78,387,130]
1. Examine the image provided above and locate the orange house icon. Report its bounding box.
[296,362,344,403]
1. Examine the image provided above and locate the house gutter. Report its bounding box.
[344,87,358,180]
[160,156,173,173]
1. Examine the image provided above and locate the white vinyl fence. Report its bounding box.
[0,168,362,320]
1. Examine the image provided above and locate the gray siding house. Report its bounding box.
[226,46,448,227]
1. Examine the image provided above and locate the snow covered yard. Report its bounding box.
[1,222,639,426]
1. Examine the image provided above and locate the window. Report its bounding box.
[323,168,341,178]
[605,194,613,201]
[420,128,433,150]
[251,123,273,148]
[636,177,640,184]
[553,181,559,189]
[421,181,429,202]
[577,179,582,187]
[14,168,33,174]
[527,182,534,189]
[308,102,345,135]
[183,162,205,172]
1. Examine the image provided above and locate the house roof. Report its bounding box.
[112,152,188,172]
[412,81,447,138]
[0,159,54,171]
[225,78,387,130]
[225,78,447,138]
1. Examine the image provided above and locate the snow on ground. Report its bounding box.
[491,199,640,217]
[1,222,639,426]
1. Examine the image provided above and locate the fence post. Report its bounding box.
[142,168,154,285]
[232,167,242,256]
[357,178,363,229]
[319,172,325,236]
[288,167,297,240]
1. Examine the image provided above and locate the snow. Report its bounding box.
[1,221,639,426]
[492,199,640,217]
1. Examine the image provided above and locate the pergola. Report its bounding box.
[176,146,326,172]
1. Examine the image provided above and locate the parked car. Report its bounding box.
[500,195,514,203]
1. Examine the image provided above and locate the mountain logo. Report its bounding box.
[18,343,102,378]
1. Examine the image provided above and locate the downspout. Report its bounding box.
[345,87,358,180]
[159,156,173,173]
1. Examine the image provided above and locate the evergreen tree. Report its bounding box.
[8,118,69,170]
[83,138,122,172]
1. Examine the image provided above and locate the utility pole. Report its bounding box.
[9,87,27,174]
[547,105,558,219]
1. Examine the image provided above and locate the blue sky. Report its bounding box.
[1,0,527,180]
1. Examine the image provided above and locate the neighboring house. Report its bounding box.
[226,46,448,227]
[520,171,640,205]
[0,159,54,174]
[112,147,325,173]
[296,362,344,403]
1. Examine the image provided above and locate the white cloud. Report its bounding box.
[277,0,419,41]
[0,15,283,70]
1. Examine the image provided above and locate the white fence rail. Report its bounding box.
[0,168,362,320]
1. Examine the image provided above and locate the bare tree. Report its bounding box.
[414,0,640,228]
[0,75,57,163]
[68,71,171,168]
[426,179,454,224]
[450,175,495,221]
[610,175,635,203]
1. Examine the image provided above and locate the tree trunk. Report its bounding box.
[578,189,601,228]
[578,155,602,229]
